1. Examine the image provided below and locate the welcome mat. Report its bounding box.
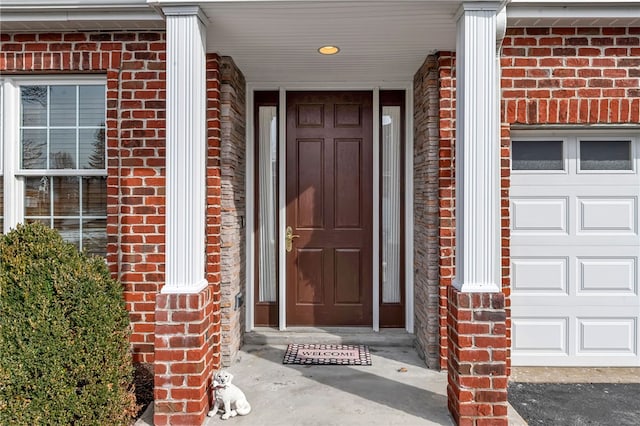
[283,344,372,366]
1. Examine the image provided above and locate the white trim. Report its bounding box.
[2,80,22,234]
[278,87,287,330]
[6,76,106,84]
[16,169,108,176]
[245,82,255,332]
[0,11,162,22]
[246,81,414,332]
[508,5,640,20]
[163,7,208,294]
[404,82,415,334]
[161,5,209,23]
[372,87,380,332]
[453,5,502,293]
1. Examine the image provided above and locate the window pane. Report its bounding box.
[54,218,80,249]
[79,128,105,169]
[21,86,47,127]
[25,177,51,217]
[512,140,564,170]
[50,129,77,169]
[79,85,105,127]
[53,176,79,216]
[49,85,76,126]
[83,219,107,256]
[382,106,401,304]
[257,106,278,302]
[25,176,106,255]
[21,129,46,169]
[580,140,632,170]
[82,176,107,216]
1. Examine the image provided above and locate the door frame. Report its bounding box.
[245,82,414,333]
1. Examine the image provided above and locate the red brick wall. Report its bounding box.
[0,31,168,365]
[501,27,640,124]
[447,288,508,426]
[437,26,640,371]
[437,52,458,370]
[154,289,216,425]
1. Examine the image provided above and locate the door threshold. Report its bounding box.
[245,327,415,347]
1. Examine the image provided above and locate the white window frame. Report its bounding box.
[1,76,107,247]
[510,136,568,175]
[577,136,636,175]
[512,130,640,177]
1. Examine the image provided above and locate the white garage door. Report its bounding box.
[511,133,640,366]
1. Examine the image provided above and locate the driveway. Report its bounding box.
[509,368,640,426]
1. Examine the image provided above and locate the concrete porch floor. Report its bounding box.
[138,332,528,425]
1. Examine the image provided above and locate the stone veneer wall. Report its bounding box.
[219,57,247,366]
[412,55,442,369]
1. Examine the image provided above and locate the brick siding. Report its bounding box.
[0,31,168,366]
[0,35,228,423]
[154,289,216,425]
[436,52,458,370]
[447,287,508,426]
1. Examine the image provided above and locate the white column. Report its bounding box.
[162,6,208,294]
[453,3,504,293]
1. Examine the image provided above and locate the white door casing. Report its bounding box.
[511,132,640,366]
[244,83,415,333]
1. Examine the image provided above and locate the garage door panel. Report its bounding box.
[512,317,569,354]
[578,257,637,295]
[511,197,568,233]
[512,257,568,294]
[578,197,637,234]
[578,317,638,355]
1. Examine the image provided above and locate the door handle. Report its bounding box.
[285,226,300,252]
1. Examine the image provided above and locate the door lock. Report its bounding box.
[285,226,300,252]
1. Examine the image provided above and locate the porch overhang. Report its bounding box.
[159,0,466,83]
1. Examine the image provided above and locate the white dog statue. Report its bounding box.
[207,370,252,420]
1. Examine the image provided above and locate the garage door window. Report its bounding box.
[579,140,632,171]
[512,140,564,171]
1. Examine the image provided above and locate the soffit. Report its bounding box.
[200,1,461,83]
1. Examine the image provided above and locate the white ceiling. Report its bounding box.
[201,1,461,83]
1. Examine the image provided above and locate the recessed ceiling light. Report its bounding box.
[318,45,340,55]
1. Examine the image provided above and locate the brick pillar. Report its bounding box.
[447,286,508,426]
[154,288,215,425]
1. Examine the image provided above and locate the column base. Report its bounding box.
[154,286,215,426]
[447,286,508,425]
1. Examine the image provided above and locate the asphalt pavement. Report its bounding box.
[508,382,640,426]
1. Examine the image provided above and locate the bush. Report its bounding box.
[0,223,137,425]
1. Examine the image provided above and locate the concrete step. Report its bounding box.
[244,327,416,347]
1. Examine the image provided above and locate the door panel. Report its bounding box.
[286,91,373,326]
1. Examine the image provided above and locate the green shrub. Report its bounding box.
[0,223,138,425]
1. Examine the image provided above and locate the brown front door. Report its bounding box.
[285,91,373,326]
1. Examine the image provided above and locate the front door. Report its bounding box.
[285,91,373,326]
